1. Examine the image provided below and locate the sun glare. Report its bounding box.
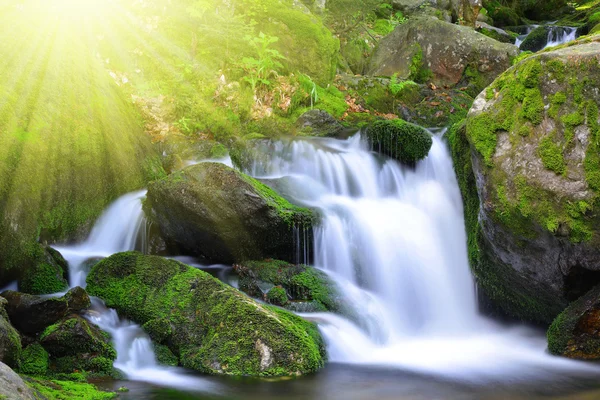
[36,0,110,20]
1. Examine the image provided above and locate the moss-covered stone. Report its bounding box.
[18,246,69,296]
[86,252,326,376]
[366,119,433,165]
[460,40,600,323]
[0,298,21,369]
[520,26,551,52]
[154,344,179,367]
[145,162,314,264]
[234,260,343,314]
[19,344,49,376]
[547,283,600,359]
[266,286,289,306]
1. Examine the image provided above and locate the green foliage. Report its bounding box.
[20,344,49,376]
[366,119,433,165]
[239,33,286,91]
[154,344,179,367]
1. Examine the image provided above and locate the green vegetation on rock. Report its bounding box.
[20,344,49,376]
[86,252,325,376]
[366,119,433,165]
[25,377,116,400]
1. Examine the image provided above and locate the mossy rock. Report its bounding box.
[520,26,551,52]
[18,246,69,295]
[145,162,315,264]
[1,287,90,334]
[0,298,21,369]
[40,315,116,361]
[86,252,326,376]
[19,344,49,376]
[460,40,600,323]
[365,119,433,165]
[154,344,179,367]
[547,283,600,359]
[234,260,343,314]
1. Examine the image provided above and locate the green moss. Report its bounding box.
[538,135,566,174]
[267,286,289,306]
[235,260,342,313]
[154,344,179,367]
[372,19,395,36]
[238,173,314,226]
[366,119,433,165]
[562,109,585,144]
[518,59,542,89]
[20,344,49,376]
[408,44,433,84]
[466,113,498,166]
[86,252,325,376]
[25,377,115,400]
[19,262,68,296]
[142,318,172,343]
[521,88,545,125]
[549,91,567,119]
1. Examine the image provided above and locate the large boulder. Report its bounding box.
[368,16,518,89]
[0,362,35,400]
[1,287,91,334]
[459,37,600,323]
[366,119,433,165]
[145,162,314,264]
[86,252,325,376]
[0,298,21,368]
[547,283,600,359]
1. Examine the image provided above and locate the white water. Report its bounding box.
[516,25,577,50]
[55,191,214,391]
[247,133,600,382]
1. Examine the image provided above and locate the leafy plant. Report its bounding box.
[389,74,417,96]
[239,32,286,91]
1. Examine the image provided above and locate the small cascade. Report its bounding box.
[545,26,578,48]
[516,24,578,50]
[246,133,600,381]
[55,191,214,391]
[54,190,147,288]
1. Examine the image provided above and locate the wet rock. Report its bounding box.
[17,245,69,296]
[296,109,345,137]
[547,283,600,359]
[145,162,314,264]
[1,287,91,334]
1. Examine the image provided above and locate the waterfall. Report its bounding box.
[247,133,600,381]
[516,25,578,50]
[54,191,214,391]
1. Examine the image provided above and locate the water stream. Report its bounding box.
[246,132,600,382]
[54,191,214,391]
[515,25,578,49]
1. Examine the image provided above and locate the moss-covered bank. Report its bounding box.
[86,252,326,376]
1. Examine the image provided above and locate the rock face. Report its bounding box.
[1,287,90,334]
[547,283,600,359]
[145,162,314,264]
[368,16,518,88]
[0,297,21,368]
[520,26,551,52]
[460,37,600,323]
[86,252,326,376]
[0,362,35,400]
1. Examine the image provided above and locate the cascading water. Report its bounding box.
[54,191,214,391]
[247,132,600,382]
[516,25,578,50]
